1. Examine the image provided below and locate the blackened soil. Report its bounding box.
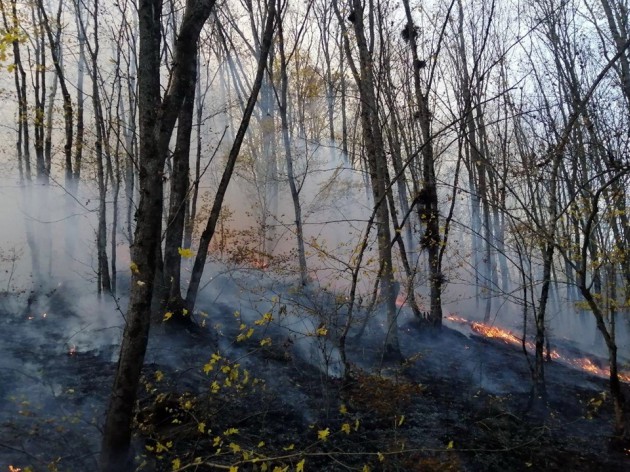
[1,292,629,471]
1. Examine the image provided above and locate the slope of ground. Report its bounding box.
[0,272,628,471]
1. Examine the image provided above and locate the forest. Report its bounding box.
[0,0,629,470]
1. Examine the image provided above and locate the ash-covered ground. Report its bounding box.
[1,267,629,471]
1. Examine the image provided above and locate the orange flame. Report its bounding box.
[445,315,630,383]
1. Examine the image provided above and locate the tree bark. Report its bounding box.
[163,73,196,310]
[99,0,216,469]
[342,0,401,358]
[186,0,276,311]
[277,0,308,286]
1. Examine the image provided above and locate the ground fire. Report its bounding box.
[445,314,630,383]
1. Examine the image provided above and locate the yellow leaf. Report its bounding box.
[283,443,295,451]
[178,247,195,258]
[317,428,330,441]
[203,362,214,374]
[261,463,268,472]
[130,262,139,274]
[154,370,164,382]
[260,337,272,346]
[377,452,385,462]
[255,313,273,325]
[341,423,351,434]
[198,422,206,433]
[224,427,239,436]
[339,404,348,415]
[155,441,171,453]
[447,440,454,449]
[229,442,241,453]
[296,458,306,472]
[182,308,189,316]
[163,312,173,322]
[315,326,328,336]
[211,381,220,393]
[172,458,181,470]
[397,415,405,426]
[183,400,192,410]
[213,436,222,447]
[229,466,238,472]
[258,441,265,448]
[362,466,371,472]
[354,418,360,431]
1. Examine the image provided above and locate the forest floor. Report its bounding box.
[1,274,629,471]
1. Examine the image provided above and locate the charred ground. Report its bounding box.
[0,284,629,471]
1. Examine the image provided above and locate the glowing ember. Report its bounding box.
[445,314,468,324]
[445,315,630,383]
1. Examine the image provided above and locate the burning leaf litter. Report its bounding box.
[445,314,630,383]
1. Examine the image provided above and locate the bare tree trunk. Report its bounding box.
[186,0,276,311]
[599,0,630,106]
[73,0,86,187]
[338,0,401,358]
[99,0,217,468]
[163,70,197,312]
[276,0,307,286]
[401,0,452,327]
[184,60,204,250]
[0,0,40,280]
[38,0,73,186]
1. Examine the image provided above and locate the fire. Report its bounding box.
[445,314,630,383]
[444,314,468,324]
[471,322,523,345]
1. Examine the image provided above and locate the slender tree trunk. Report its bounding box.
[184,61,203,250]
[402,0,446,327]
[163,72,197,311]
[277,0,307,286]
[186,1,276,310]
[342,0,401,358]
[0,0,40,280]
